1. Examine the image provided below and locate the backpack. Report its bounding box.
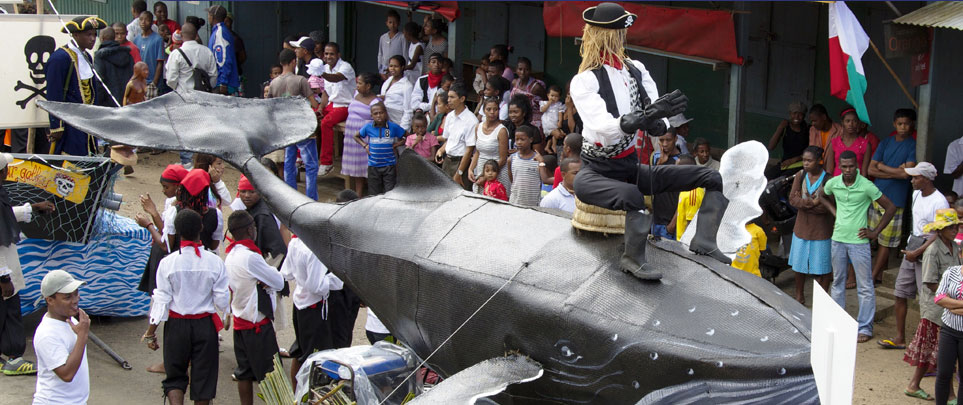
[176,48,213,92]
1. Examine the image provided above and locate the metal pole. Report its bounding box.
[87,330,132,370]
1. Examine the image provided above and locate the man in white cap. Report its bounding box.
[33,270,89,404]
[0,153,54,376]
[878,161,948,350]
[569,2,729,281]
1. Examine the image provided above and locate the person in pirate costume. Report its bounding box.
[0,153,55,375]
[46,16,109,156]
[570,3,730,281]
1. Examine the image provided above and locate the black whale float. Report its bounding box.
[39,92,819,404]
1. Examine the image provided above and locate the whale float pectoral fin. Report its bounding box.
[38,91,317,169]
[390,149,465,200]
[409,355,543,404]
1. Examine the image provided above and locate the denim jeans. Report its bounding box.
[651,224,674,240]
[179,151,193,166]
[830,241,875,336]
[284,139,318,200]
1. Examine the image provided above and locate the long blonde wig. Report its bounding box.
[578,24,628,73]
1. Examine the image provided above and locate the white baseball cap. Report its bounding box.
[40,270,85,298]
[905,162,937,181]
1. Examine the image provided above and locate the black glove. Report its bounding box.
[644,118,668,137]
[619,89,688,134]
[644,89,688,121]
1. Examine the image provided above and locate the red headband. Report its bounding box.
[180,169,211,196]
[839,108,857,119]
[237,175,255,191]
[160,164,188,183]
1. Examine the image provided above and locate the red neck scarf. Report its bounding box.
[226,238,262,256]
[180,240,203,257]
[427,71,443,88]
[601,51,623,70]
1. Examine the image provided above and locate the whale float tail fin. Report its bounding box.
[38,91,317,170]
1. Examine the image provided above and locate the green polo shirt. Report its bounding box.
[823,174,883,244]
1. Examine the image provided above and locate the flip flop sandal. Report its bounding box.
[904,389,934,400]
[877,339,906,349]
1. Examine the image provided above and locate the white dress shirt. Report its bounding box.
[381,76,413,130]
[945,137,963,195]
[280,238,343,311]
[323,58,356,107]
[569,60,660,148]
[377,31,408,75]
[165,41,218,91]
[149,248,230,325]
[443,107,479,157]
[225,244,285,323]
[539,186,576,213]
[410,74,441,113]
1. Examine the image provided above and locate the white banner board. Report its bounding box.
[0,14,86,128]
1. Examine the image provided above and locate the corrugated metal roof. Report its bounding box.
[895,1,963,31]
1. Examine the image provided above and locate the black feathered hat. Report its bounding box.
[582,2,637,30]
[61,16,107,34]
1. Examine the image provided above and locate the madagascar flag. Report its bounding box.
[829,1,871,125]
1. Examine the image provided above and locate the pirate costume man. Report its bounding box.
[0,153,54,375]
[570,3,731,281]
[144,209,230,403]
[46,16,108,156]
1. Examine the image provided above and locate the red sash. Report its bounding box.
[233,315,271,333]
[169,310,223,332]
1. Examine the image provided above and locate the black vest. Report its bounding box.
[591,61,646,118]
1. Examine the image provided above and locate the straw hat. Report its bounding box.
[571,198,625,235]
[923,208,961,233]
[109,145,137,166]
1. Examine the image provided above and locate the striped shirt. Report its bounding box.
[360,121,406,167]
[508,152,542,207]
[936,266,963,332]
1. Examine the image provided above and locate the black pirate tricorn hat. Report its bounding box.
[582,2,637,29]
[61,16,108,34]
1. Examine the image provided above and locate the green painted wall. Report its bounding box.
[50,0,131,26]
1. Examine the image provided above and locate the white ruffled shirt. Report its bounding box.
[148,248,230,325]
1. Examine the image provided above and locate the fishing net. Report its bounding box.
[3,153,120,243]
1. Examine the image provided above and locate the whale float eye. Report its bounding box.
[687,369,694,376]
[730,310,739,316]
[716,361,724,368]
[706,328,715,336]
[611,334,618,342]
[560,346,574,357]
[760,336,770,342]
[688,306,697,313]
[652,319,661,327]
[778,368,787,375]
[632,381,640,389]
[649,352,659,360]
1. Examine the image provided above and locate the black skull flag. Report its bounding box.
[0,14,85,128]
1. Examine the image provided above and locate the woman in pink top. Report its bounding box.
[825,107,872,176]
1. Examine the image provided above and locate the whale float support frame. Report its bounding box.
[38,92,819,403]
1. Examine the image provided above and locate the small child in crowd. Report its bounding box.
[405,113,438,160]
[427,92,449,138]
[946,191,958,207]
[507,125,543,207]
[124,61,149,106]
[224,211,285,405]
[402,22,424,84]
[540,85,566,154]
[473,55,490,94]
[539,157,579,213]
[476,159,508,201]
[306,59,326,102]
[354,103,407,195]
[732,218,768,278]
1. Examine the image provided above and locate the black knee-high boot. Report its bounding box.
[689,190,732,265]
[620,209,662,281]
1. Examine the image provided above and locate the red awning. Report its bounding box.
[543,2,743,65]
[374,1,460,22]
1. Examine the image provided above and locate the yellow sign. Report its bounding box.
[4,159,90,204]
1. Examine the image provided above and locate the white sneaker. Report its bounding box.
[317,165,333,178]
